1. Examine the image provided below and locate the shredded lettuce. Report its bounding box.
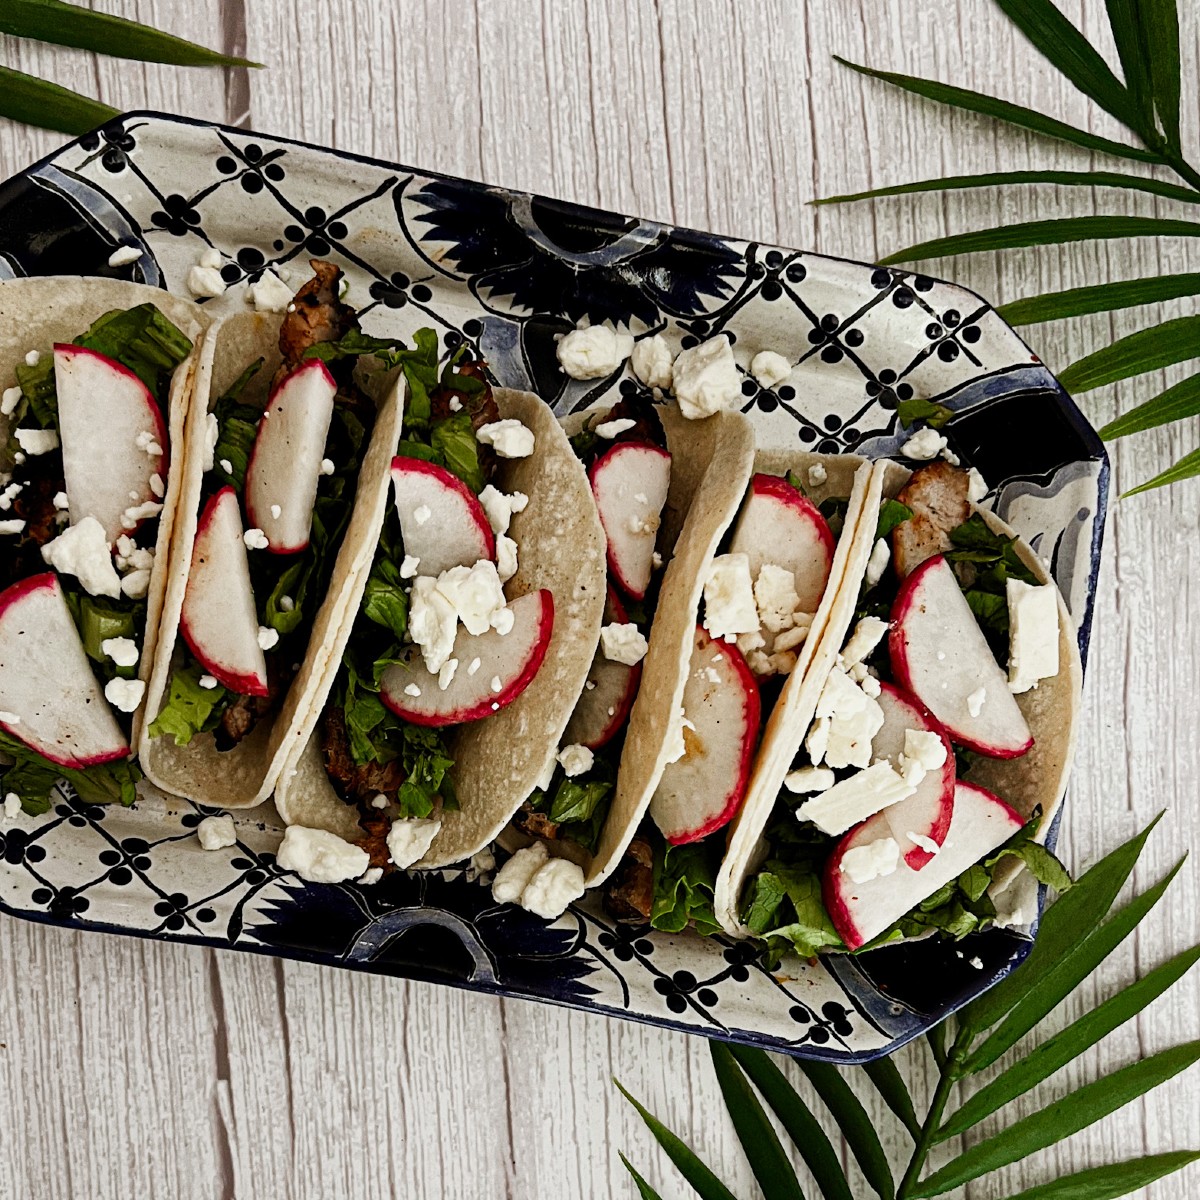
[0,731,140,815]
[526,747,618,854]
[876,498,914,540]
[71,596,139,680]
[431,409,484,493]
[945,513,1040,649]
[301,328,407,367]
[650,839,723,937]
[146,663,228,746]
[896,398,955,429]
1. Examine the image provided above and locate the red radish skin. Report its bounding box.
[603,585,629,625]
[390,457,495,576]
[244,358,337,554]
[563,656,641,749]
[53,344,169,544]
[589,442,671,601]
[651,625,762,845]
[728,473,835,611]
[889,555,1034,759]
[380,590,554,726]
[824,779,1024,951]
[873,682,955,869]
[0,573,129,767]
[179,487,270,697]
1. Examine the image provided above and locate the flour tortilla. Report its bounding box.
[139,310,406,808]
[0,276,209,749]
[715,458,1082,935]
[274,388,609,867]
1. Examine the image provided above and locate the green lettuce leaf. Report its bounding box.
[301,327,407,367]
[876,498,914,540]
[76,303,193,396]
[146,663,228,746]
[652,840,723,937]
[897,397,955,429]
[431,409,485,493]
[0,731,140,815]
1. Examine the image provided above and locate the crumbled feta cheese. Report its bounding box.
[907,831,941,857]
[966,686,987,718]
[467,848,496,882]
[489,675,503,694]
[104,676,145,714]
[41,517,122,598]
[967,467,988,503]
[1007,579,1059,693]
[108,245,144,267]
[399,555,420,579]
[899,729,947,777]
[737,629,767,655]
[865,537,890,588]
[149,473,165,498]
[557,743,594,777]
[806,716,830,764]
[199,247,222,269]
[467,657,481,676]
[100,636,139,668]
[1,386,22,416]
[798,762,916,835]
[198,675,218,689]
[783,766,836,794]
[276,825,369,883]
[556,323,634,379]
[413,504,431,526]
[841,616,888,667]
[595,418,636,439]
[900,427,948,461]
[258,626,279,651]
[219,458,233,475]
[478,485,528,535]
[814,668,885,770]
[404,683,422,697]
[387,817,442,868]
[435,559,508,636]
[197,815,237,851]
[319,458,335,475]
[630,334,674,389]
[14,428,58,456]
[808,463,827,488]
[249,270,293,313]
[244,527,269,550]
[24,350,40,367]
[754,563,800,634]
[278,595,294,613]
[492,842,550,904]
[2,793,19,820]
[121,500,162,529]
[358,867,384,886]
[840,838,901,883]
[969,956,984,970]
[438,658,459,690]
[769,650,798,675]
[448,397,462,413]
[0,520,25,536]
[270,503,282,520]
[941,445,961,466]
[496,534,518,583]
[600,622,648,666]
[187,264,227,298]
[477,419,535,459]
[368,794,390,810]
[704,553,760,638]
[671,336,741,419]
[745,648,772,676]
[52,492,71,512]
[120,569,151,599]
[520,857,586,919]
[750,350,791,390]
[773,621,811,654]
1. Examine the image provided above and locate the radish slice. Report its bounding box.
[391,457,495,577]
[589,442,671,600]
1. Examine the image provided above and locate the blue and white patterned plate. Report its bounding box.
[0,112,1107,1062]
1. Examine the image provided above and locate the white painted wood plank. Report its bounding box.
[0,1,1198,1198]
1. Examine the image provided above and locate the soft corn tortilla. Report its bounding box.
[139,309,406,808]
[715,459,1082,935]
[584,406,756,885]
[274,388,609,867]
[0,276,209,748]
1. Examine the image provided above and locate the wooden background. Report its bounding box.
[1,2,1198,1197]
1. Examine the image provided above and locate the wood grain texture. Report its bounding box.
[1,1,1198,1197]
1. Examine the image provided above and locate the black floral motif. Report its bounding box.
[150,194,203,237]
[0,828,45,866]
[215,142,287,194]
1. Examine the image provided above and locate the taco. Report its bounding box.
[715,456,1082,961]
[271,350,608,888]
[139,261,406,808]
[0,277,204,814]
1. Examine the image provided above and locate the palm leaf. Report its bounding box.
[799,1062,894,1199]
[1141,0,1182,149]
[1103,0,1154,124]
[992,0,1142,130]
[729,1047,855,1200]
[614,1080,739,1200]
[862,1057,921,1139]
[997,273,1200,325]
[814,169,1200,207]
[710,1043,806,1200]
[941,940,1200,1139]
[961,859,1185,1075]
[0,0,257,67]
[880,216,1200,264]
[960,816,1160,1036]
[1099,372,1200,438]
[910,1040,1200,1197]
[1122,446,1200,496]
[1057,314,1200,392]
[620,1153,667,1200]
[0,65,117,135]
[997,1150,1200,1198]
[834,58,1158,164]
